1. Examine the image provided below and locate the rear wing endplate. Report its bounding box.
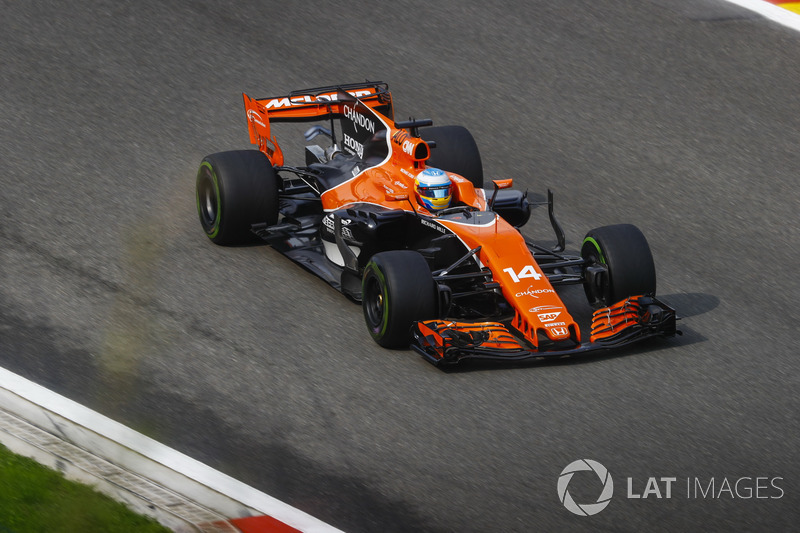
[243,94,284,165]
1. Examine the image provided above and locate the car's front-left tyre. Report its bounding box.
[196,150,279,245]
[362,251,438,348]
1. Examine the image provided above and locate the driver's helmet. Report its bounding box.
[414,168,452,212]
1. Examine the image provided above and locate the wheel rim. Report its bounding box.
[363,273,386,334]
[197,170,220,233]
[582,241,609,305]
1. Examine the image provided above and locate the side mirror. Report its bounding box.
[489,178,513,209]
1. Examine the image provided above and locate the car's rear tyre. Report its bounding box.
[581,224,656,306]
[362,251,438,348]
[196,150,279,245]
[422,125,484,188]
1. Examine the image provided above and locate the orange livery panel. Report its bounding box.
[437,215,579,347]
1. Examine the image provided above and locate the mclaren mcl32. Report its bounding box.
[196,81,678,366]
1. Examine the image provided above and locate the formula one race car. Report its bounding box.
[196,81,677,366]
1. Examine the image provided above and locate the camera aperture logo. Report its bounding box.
[557,459,614,516]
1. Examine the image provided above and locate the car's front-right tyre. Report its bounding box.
[581,223,657,306]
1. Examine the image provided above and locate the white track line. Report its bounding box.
[0,366,343,533]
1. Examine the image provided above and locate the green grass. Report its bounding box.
[0,443,169,533]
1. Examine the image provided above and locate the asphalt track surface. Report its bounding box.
[2,1,799,531]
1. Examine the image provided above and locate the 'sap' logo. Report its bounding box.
[538,312,561,322]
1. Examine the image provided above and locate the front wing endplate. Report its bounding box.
[410,296,677,366]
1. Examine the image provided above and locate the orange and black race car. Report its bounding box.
[196,81,678,366]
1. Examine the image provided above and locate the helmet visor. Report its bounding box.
[418,184,451,199]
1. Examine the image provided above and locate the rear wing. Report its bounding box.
[243,81,394,164]
[248,81,393,122]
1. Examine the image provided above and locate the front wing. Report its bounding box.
[410,296,678,366]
